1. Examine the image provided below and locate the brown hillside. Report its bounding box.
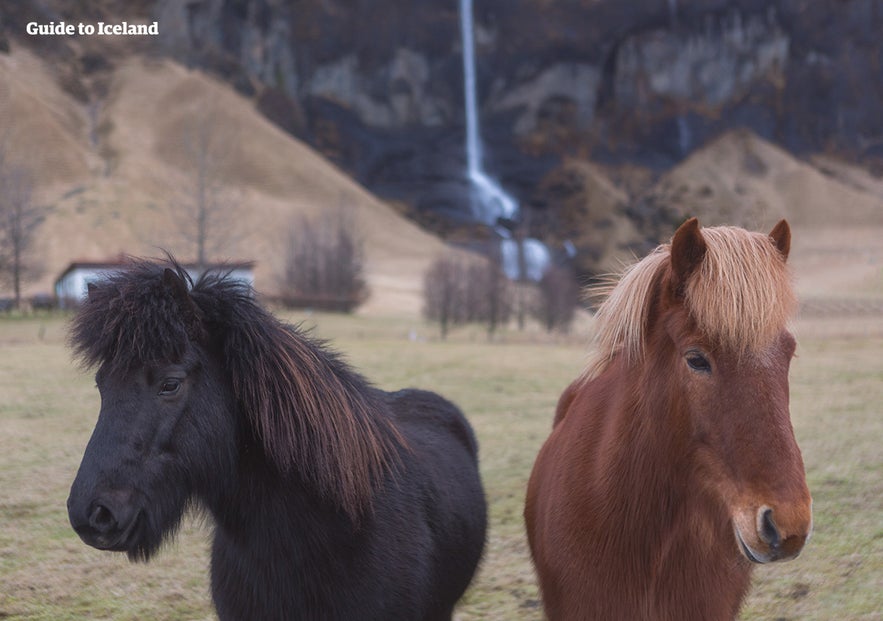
[0,48,95,185]
[539,159,641,275]
[647,129,883,229]
[643,130,883,301]
[1,47,447,315]
[538,131,883,288]
[3,43,881,314]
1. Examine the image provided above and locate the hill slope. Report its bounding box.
[646,129,883,229]
[3,45,881,314]
[1,46,447,315]
[641,130,883,300]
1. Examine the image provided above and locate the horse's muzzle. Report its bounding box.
[68,488,142,552]
[733,503,812,564]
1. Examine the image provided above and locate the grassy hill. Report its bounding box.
[647,129,883,230]
[625,129,883,302]
[2,43,882,315]
[1,46,448,315]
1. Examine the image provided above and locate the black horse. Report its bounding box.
[67,260,487,620]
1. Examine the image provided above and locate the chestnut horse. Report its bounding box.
[525,218,812,620]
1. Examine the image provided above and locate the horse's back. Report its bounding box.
[385,388,485,527]
[552,378,581,427]
[211,388,486,621]
[387,388,479,456]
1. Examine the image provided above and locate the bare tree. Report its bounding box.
[176,107,241,267]
[423,255,464,340]
[532,264,580,333]
[0,160,45,309]
[281,209,368,312]
[475,252,512,339]
[462,261,486,323]
[423,252,513,339]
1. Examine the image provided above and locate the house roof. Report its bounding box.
[55,259,256,284]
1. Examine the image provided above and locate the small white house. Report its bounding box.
[55,260,256,309]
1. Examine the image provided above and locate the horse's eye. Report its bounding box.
[686,351,711,373]
[159,379,182,396]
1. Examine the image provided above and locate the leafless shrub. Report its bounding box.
[532,264,580,333]
[423,255,462,340]
[280,209,368,312]
[474,252,513,338]
[423,252,513,339]
[173,106,243,266]
[0,151,46,310]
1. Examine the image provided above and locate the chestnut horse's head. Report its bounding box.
[591,218,812,564]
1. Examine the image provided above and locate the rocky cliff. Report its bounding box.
[5,0,883,276]
[138,2,883,181]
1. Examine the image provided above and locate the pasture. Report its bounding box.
[0,310,880,620]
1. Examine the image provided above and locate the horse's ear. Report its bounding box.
[670,217,707,296]
[769,219,791,262]
[163,268,203,336]
[163,267,189,300]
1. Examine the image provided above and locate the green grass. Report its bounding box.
[0,312,880,620]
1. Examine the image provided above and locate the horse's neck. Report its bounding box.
[211,444,353,558]
[206,453,360,615]
[560,356,713,571]
[590,359,690,506]
[570,357,752,615]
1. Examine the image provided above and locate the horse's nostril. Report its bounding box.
[89,503,117,533]
[758,507,780,548]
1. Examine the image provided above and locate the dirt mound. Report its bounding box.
[538,159,644,275]
[640,130,883,301]
[647,129,883,229]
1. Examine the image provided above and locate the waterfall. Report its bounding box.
[500,238,552,282]
[459,0,550,280]
[677,115,692,155]
[666,0,691,156]
[667,0,678,25]
[459,0,517,224]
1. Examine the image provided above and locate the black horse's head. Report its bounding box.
[67,263,237,561]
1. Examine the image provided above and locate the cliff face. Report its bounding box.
[6,0,883,274]
[134,0,883,225]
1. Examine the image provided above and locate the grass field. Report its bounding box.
[0,311,880,620]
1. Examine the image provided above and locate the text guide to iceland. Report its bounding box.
[26,21,159,36]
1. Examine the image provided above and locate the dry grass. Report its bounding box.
[0,310,880,620]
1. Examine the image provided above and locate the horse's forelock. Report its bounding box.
[70,261,195,373]
[684,227,796,355]
[584,225,796,379]
[583,248,669,379]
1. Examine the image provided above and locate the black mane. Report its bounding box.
[70,258,404,518]
[70,260,199,375]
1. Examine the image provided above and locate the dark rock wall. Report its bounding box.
[138,1,883,208]
[6,0,882,259]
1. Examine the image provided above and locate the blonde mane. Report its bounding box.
[585,225,796,379]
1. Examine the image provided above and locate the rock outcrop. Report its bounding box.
[6,0,883,279]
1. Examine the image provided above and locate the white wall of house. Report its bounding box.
[55,264,255,309]
[55,266,124,309]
